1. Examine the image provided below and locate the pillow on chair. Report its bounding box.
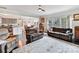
[66,30,70,34]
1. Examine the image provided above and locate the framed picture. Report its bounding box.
[73,14,79,21]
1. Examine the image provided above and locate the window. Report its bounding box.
[48,16,70,28]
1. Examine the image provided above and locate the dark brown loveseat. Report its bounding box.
[25,28,43,44]
[47,27,73,41]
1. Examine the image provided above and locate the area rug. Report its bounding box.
[13,36,79,53]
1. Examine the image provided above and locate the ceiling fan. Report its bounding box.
[38,5,45,12]
[0,6,7,9]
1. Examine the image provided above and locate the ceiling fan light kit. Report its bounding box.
[38,5,45,12]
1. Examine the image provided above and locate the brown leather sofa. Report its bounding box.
[47,27,73,41]
[26,33,43,44]
[25,27,43,44]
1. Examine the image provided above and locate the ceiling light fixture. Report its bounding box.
[38,5,45,12]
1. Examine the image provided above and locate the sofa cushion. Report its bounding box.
[50,31,68,36]
[66,30,70,34]
[53,27,65,33]
[52,27,72,33]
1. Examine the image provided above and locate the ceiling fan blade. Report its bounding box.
[42,9,45,12]
[0,6,7,9]
[38,5,45,12]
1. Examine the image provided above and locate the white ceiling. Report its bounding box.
[0,5,79,17]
